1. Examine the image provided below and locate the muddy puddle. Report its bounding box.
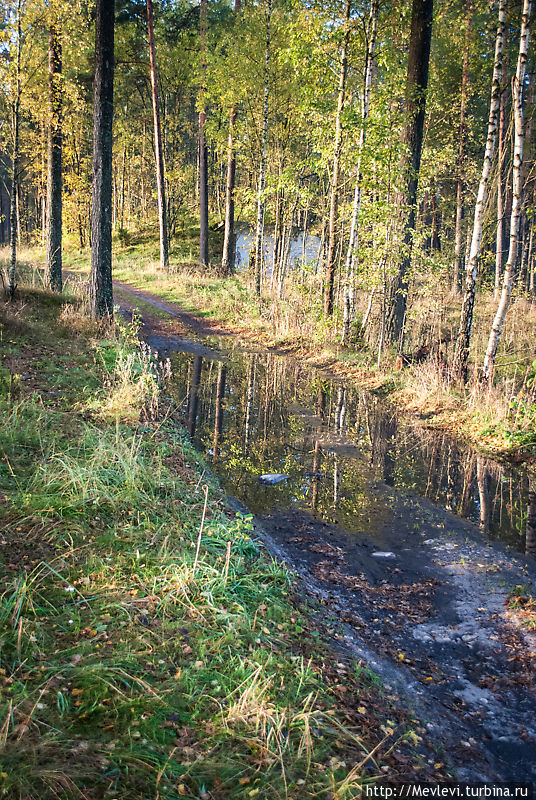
[152,336,536,781]
[160,344,533,553]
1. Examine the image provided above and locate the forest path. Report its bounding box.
[101,274,536,783]
[112,277,237,338]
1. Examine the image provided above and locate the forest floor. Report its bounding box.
[59,236,536,465]
[95,272,536,783]
[0,282,445,799]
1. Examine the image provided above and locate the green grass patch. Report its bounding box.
[0,286,428,798]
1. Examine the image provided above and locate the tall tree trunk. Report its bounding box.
[8,0,22,301]
[40,121,46,247]
[141,120,147,217]
[453,0,472,294]
[45,22,63,293]
[430,179,441,250]
[146,0,169,270]
[119,146,126,228]
[494,38,509,299]
[476,457,491,533]
[221,0,241,276]
[90,0,115,319]
[199,0,209,267]
[342,0,378,343]
[482,0,532,383]
[385,0,434,348]
[323,0,351,317]
[452,0,505,382]
[253,0,272,297]
[221,107,237,275]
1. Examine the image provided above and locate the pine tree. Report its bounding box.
[90,0,115,319]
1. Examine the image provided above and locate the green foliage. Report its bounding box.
[0,288,421,798]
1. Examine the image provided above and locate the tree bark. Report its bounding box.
[8,0,22,301]
[40,121,46,247]
[146,0,169,270]
[452,0,505,382]
[342,0,378,343]
[482,0,532,383]
[494,38,509,299]
[476,457,491,533]
[221,0,241,276]
[90,0,115,319]
[45,22,63,293]
[199,0,209,267]
[254,0,272,297]
[385,0,434,348]
[453,0,472,294]
[323,0,351,317]
[221,107,237,275]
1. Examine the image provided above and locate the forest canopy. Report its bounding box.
[0,0,534,387]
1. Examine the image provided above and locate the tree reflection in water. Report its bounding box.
[168,346,532,553]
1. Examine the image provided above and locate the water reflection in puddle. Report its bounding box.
[166,347,534,558]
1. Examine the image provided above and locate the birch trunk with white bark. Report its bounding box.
[482,0,532,383]
[341,0,378,343]
[452,0,506,382]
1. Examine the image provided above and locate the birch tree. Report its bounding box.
[452,0,505,382]
[341,0,378,343]
[323,0,351,317]
[253,0,272,297]
[90,0,115,319]
[482,0,532,383]
[494,35,509,299]
[452,0,472,295]
[221,0,241,276]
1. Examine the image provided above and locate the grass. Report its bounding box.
[35,219,536,460]
[0,282,435,798]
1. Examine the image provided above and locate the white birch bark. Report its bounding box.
[323,0,351,317]
[341,0,379,343]
[452,0,506,381]
[254,0,272,297]
[482,0,532,382]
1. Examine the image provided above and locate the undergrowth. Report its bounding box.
[0,286,428,798]
[53,232,536,458]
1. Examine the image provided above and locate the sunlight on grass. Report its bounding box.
[0,283,419,798]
